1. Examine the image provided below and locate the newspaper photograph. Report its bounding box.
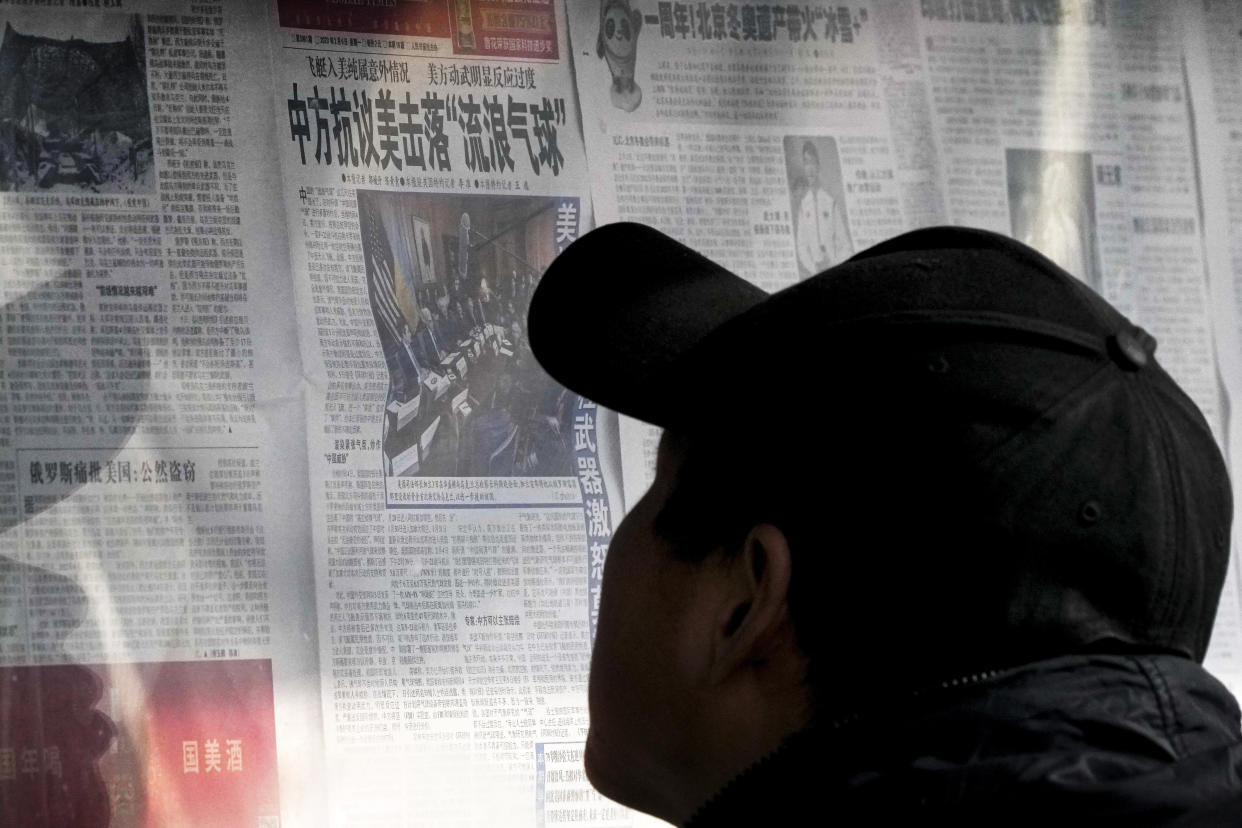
[357,190,582,493]
[1005,148,1101,292]
[0,12,154,194]
[785,135,855,277]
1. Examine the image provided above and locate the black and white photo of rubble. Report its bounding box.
[0,13,153,193]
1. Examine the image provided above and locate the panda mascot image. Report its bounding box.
[597,0,643,112]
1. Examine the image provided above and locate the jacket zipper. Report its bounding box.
[826,667,1009,732]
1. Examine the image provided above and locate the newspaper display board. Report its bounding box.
[0,1,1235,826]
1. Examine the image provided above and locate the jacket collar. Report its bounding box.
[682,653,1242,826]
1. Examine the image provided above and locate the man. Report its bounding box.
[417,302,444,363]
[795,140,852,276]
[398,323,424,386]
[528,223,1242,824]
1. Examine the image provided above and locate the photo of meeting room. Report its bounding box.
[356,190,580,484]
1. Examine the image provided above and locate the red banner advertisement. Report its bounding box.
[450,0,559,60]
[277,0,558,60]
[0,659,279,828]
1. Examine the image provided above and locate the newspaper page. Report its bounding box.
[568,0,1242,700]
[919,1,1222,428]
[0,1,319,826]
[1182,0,1242,692]
[566,0,952,508]
[909,0,1242,696]
[269,3,626,825]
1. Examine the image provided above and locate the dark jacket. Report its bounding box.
[685,654,1242,826]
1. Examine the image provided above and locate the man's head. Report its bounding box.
[802,140,820,187]
[527,223,1232,822]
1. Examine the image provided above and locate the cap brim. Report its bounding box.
[530,223,1135,430]
[528,222,767,425]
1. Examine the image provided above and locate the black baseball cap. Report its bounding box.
[528,223,1231,666]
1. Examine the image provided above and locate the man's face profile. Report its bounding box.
[583,432,810,823]
[584,432,703,818]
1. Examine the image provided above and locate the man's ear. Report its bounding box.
[708,524,797,684]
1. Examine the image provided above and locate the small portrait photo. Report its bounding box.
[0,12,154,193]
[783,136,854,279]
[1006,148,1101,291]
